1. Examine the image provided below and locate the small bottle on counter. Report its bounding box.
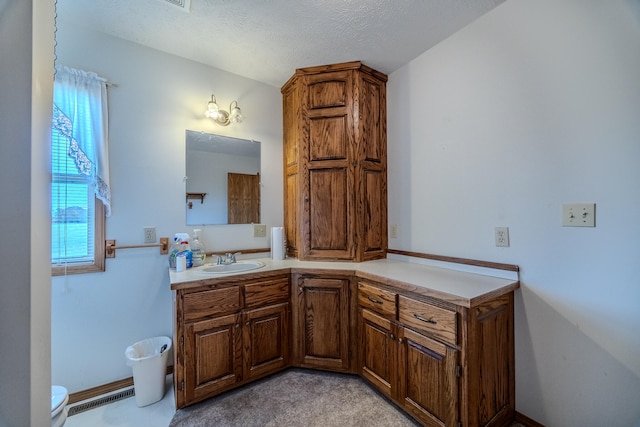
[191,229,206,267]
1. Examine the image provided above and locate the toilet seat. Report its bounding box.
[51,385,68,418]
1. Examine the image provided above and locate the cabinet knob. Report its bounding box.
[235,324,240,329]
[390,333,396,341]
[245,321,250,327]
[398,338,403,344]
[303,195,309,202]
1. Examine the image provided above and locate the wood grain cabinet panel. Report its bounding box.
[358,280,396,317]
[182,286,240,322]
[357,280,515,427]
[397,327,458,427]
[184,313,242,404]
[175,275,291,409]
[293,275,352,371]
[359,308,394,399]
[243,302,289,381]
[399,296,458,347]
[282,61,388,261]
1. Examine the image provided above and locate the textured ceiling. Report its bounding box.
[56,0,506,87]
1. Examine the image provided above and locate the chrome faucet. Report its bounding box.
[217,252,241,265]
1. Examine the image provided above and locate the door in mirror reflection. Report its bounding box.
[228,172,260,224]
[186,130,261,225]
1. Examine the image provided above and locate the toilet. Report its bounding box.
[51,385,69,427]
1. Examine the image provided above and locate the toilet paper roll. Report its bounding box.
[271,227,285,260]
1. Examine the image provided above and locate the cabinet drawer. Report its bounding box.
[398,296,457,346]
[245,276,290,309]
[358,281,396,317]
[183,286,241,322]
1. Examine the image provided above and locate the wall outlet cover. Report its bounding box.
[495,227,510,247]
[144,227,156,243]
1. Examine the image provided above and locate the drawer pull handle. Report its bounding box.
[367,296,383,305]
[414,313,437,324]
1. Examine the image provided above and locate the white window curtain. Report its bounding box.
[52,65,112,216]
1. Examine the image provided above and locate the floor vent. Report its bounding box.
[67,388,135,416]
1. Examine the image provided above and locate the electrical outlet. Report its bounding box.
[495,227,510,247]
[144,227,156,244]
[253,224,267,238]
[390,224,398,239]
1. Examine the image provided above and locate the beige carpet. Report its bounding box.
[170,369,420,426]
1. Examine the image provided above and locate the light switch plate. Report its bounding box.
[562,203,596,227]
[253,224,267,238]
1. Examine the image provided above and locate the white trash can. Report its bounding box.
[125,336,172,407]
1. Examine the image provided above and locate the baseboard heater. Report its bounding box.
[66,365,174,416]
[67,387,135,416]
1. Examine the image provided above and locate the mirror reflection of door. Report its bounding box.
[228,173,260,224]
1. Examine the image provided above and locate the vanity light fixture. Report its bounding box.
[204,94,244,126]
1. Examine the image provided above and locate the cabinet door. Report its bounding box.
[397,327,458,427]
[295,276,351,370]
[243,302,290,381]
[356,73,387,261]
[303,71,355,260]
[184,313,242,405]
[359,308,394,398]
[282,81,301,258]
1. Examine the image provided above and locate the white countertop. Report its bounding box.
[169,256,519,307]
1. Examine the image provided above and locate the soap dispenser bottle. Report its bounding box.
[191,229,206,267]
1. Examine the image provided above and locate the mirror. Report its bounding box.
[185,130,261,225]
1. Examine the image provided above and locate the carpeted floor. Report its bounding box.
[169,369,421,426]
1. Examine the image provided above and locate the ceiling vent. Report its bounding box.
[160,0,192,12]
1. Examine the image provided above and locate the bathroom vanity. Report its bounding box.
[170,257,519,427]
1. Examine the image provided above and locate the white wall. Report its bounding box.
[52,23,283,392]
[387,0,640,425]
[0,1,54,426]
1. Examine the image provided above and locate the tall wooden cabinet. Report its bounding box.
[281,61,388,261]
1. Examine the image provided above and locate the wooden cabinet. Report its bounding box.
[184,311,242,405]
[282,61,388,262]
[397,324,459,427]
[172,265,516,425]
[292,274,354,372]
[242,302,289,381]
[359,308,395,398]
[357,280,514,427]
[174,275,290,408]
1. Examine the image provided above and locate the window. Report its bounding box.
[51,66,111,276]
[51,126,105,275]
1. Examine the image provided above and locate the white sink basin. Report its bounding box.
[198,260,265,274]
